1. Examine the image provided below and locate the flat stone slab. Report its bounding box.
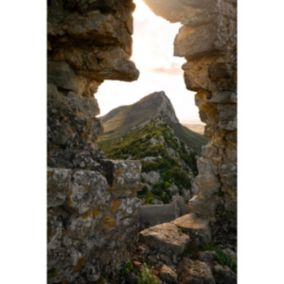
[172,213,208,231]
[172,214,211,246]
[139,223,190,256]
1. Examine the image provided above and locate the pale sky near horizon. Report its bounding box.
[96,0,202,124]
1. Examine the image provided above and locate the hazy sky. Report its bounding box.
[96,0,201,124]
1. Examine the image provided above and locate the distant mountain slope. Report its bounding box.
[99,91,207,154]
[98,92,208,204]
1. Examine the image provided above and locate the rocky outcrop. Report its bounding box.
[48,0,139,167]
[144,0,237,246]
[100,91,180,140]
[48,1,141,283]
[140,222,190,257]
[48,162,141,283]
[99,92,207,153]
[177,258,216,284]
[130,213,235,283]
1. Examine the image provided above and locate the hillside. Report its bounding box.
[99,91,207,154]
[98,92,208,204]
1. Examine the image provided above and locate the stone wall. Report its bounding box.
[48,0,142,282]
[48,161,141,283]
[48,0,139,167]
[144,0,237,245]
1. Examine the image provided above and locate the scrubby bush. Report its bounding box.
[138,264,160,284]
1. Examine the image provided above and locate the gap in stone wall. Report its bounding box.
[96,0,203,129]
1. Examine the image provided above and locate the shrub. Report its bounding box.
[202,244,237,273]
[138,264,160,284]
[123,261,134,274]
[144,191,155,204]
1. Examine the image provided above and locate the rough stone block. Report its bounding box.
[48,168,72,208]
[139,223,190,257]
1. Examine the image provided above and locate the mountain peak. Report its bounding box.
[99,91,208,154]
[100,91,180,139]
[134,91,179,124]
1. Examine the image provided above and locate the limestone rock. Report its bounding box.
[177,258,215,284]
[212,264,236,284]
[139,223,190,257]
[69,170,110,214]
[144,0,237,244]
[159,264,178,284]
[198,251,217,265]
[144,0,216,25]
[101,159,142,196]
[48,168,71,208]
[172,213,211,246]
[142,171,161,186]
[48,0,139,168]
[48,165,142,283]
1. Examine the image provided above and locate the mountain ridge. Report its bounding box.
[99,91,207,153]
[98,92,208,204]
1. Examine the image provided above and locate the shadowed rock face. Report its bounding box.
[48,0,139,168]
[144,0,237,245]
[100,91,180,137]
[48,1,142,283]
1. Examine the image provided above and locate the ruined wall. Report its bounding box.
[48,0,139,167]
[144,0,237,244]
[47,1,142,282]
[48,0,237,281]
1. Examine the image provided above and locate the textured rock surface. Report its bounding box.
[145,0,237,246]
[212,264,237,284]
[177,258,216,284]
[48,162,142,283]
[160,264,178,283]
[48,0,139,168]
[173,213,211,246]
[130,212,235,284]
[139,222,190,257]
[48,1,141,283]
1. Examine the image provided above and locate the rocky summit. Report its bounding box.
[98,92,208,205]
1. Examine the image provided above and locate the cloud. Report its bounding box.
[150,64,183,76]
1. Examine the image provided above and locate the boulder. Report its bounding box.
[160,264,178,284]
[212,264,236,284]
[177,258,215,284]
[172,213,211,246]
[139,223,190,257]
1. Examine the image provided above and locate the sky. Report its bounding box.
[96,0,202,124]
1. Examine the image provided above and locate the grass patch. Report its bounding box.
[202,243,237,273]
[138,264,160,284]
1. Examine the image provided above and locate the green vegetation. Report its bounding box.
[123,261,135,274]
[175,124,208,154]
[120,261,160,284]
[202,243,237,273]
[99,121,198,203]
[138,264,160,284]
